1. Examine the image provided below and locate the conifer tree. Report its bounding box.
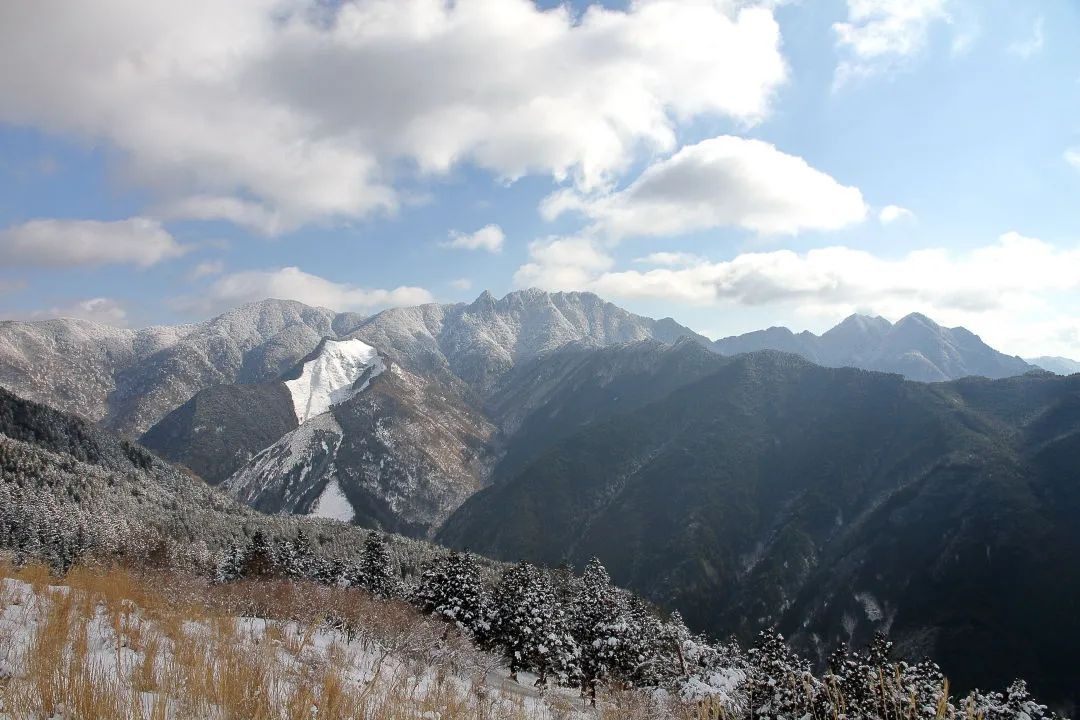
[412,549,493,641]
[241,530,277,579]
[493,561,577,686]
[357,532,401,599]
[747,627,819,719]
[571,557,628,702]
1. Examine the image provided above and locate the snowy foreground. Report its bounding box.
[0,570,708,719]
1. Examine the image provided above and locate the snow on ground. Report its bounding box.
[310,477,355,522]
[0,576,595,719]
[285,338,384,424]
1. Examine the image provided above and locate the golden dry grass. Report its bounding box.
[0,559,596,720]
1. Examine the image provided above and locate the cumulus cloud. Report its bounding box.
[0,0,787,233]
[833,0,953,85]
[443,225,505,253]
[516,231,1080,314]
[543,136,867,238]
[0,218,187,268]
[878,205,915,224]
[449,278,473,290]
[21,298,131,327]
[173,266,434,316]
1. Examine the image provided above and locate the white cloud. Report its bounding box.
[543,136,867,238]
[0,217,187,268]
[443,224,505,253]
[188,260,225,280]
[23,298,131,327]
[833,0,953,85]
[173,266,433,316]
[449,278,473,290]
[1008,17,1044,58]
[878,204,915,224]
[515,231,1080,316]
[0,0,787,233]
[635,252,705,267]
[1065,148,1080,171]
[514,236,615,291]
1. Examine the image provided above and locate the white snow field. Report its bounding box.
[310,478,356,522]
[285,338,385,424]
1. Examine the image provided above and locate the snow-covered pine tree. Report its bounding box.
[281,529,316,580]
[747,627,819,719]
[493,561,577,686]
[411,549,493,642]
[214,542,246,584]
[962,679,1061,720]
[357,532,401,599]
[571,557,628,702]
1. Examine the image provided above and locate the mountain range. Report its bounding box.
[713,312,1033,381]
[2,289,1079,707]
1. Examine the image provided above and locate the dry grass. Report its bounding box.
[0,558,597,720]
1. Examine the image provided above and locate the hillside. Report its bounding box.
[438,353,1080,708]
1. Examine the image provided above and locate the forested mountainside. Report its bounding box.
[715,312,1032,381]
[0,386,442,576]
[439,352,1080,708]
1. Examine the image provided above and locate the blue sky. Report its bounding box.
[1,0,1079,357]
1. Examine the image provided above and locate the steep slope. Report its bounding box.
[1027,356,1080,375]
[438,355,1080,706]
[714,312,1031,381]
[0,299,365,437]
[224,361,494,537]
[485,338,731,483]
[138,382,299,485]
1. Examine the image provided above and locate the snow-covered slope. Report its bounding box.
[284,338,384,423]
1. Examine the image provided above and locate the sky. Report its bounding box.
[0,0,1079,358]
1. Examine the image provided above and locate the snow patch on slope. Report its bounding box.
[285,338,383,424]
[310,478,355,522]
[223,412,344,508]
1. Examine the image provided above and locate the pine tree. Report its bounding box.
[747,627,819,719]
[571,557,628,702]
[214,542,246,584]
[240,530,277,579]
[412,549,493,641]
[492,561,577,686]
[281,530,316,580]
[356,532,401,599]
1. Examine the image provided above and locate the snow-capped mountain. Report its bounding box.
[0,299,365,436]
[714,312,1031,381]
